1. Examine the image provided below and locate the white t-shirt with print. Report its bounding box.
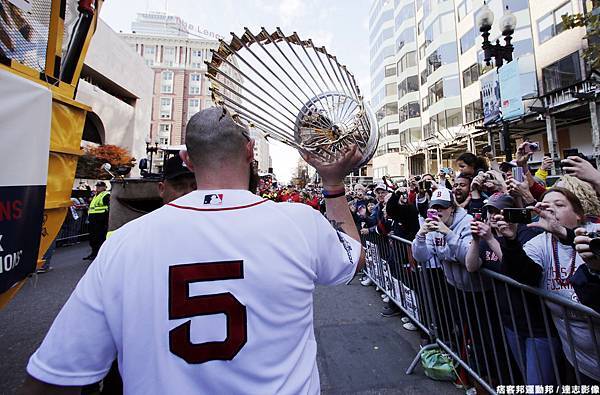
[27,190,361,394]
[523,229,600,381]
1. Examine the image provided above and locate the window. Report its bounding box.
[395,3,415,30]
[422,96,429,111]
[396,26,415,52]
[460,27,478,54]
[385,102,398,116]
[399,101,420,123]
[163,46,176,66]
[159,124,171,136]
[444,77,460,97]
[161,71,173,93]
[399,130,408,146]
[144,46,155,57]
[464,98,484,123]
[542,52,582,93]
[188,99,200,120]
[513,37,534,58]
[189,73,201,95]
[397,75,419,97]
[387,142,400,153]
[457,0,474,21]
[430,108,463,133]
[462,63,480,88]
[422,43,458,83]
[385,83,396,97]
[160,98,172,119]
[538,2,572,44]
[503,0,528,12]
[385,64,396,77]
[159,137,169,145]
[191,62,202,69]
[397,51,417,74]
[423,123,432,139]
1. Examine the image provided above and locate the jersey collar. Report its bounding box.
[167,189,269,212]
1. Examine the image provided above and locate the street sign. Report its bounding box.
[481,70,501,125]
[499,59,524,120]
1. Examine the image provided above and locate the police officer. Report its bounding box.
[84,181,110,260]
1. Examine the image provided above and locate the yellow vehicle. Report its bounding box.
[0,0,103,308]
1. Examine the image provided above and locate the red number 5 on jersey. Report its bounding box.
[168,261,247,364]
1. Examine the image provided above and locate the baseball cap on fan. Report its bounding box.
[374,183,387,192]
[163,155,193,181]
[484,193,515,210]
[429,188,453,209]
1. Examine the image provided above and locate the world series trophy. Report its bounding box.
[205,27,378,169]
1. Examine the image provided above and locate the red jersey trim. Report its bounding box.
[166,198,270,212]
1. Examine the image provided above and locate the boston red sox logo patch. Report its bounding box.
[203,194,223,205]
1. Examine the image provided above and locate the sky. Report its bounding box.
[100,0,372,183]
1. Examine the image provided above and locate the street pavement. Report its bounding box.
[0,243,459,394]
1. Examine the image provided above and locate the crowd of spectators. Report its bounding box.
[266,143,600,387]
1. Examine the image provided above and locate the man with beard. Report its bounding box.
[452,173,484,215]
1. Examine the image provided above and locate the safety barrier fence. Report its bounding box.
[361,232,600,394]
[56,206,89,247]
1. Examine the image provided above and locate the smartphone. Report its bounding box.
[511,167,524,182]
[424,180,432,190]
[563,148,579,159]
[503,208,533,224]
[427,209,437,220]
[472,208,483,222]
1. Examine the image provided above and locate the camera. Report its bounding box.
[524,142,540,153]
[503,208,533,224]
[419,180,432,191]
[482,145,492,155]
[588,231,600,257]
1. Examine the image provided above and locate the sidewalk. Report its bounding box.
[315,279,461,394]
[0,244,459,394]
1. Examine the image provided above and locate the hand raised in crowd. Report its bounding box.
[494,214,518,240]
[360,228,370,235]
[515,142,533,168]
[574,228,600,271]
[425,214,451,235]
[541,156,553,172]
[507,178,535,204]
[562,156,600,185]
[483,170,508,193]
[471,171,486,192]
[527,201,565,237]
[299,144,362,187]
[470,219,492,241]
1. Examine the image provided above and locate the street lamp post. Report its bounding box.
[145,137,159,173]
[476,4,517,161]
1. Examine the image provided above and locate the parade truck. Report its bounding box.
[0,0,103,308]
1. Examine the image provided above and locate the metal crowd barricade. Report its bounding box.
[361,232,600,394]
[56,205,89,247]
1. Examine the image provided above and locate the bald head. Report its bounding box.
[185,107,251,170]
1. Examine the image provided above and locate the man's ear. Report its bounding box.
[158,181,165,199]
[180,150,195,171]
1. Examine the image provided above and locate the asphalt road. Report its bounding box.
[0,243,458,394]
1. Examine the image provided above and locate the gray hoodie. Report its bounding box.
[412,207,485,291]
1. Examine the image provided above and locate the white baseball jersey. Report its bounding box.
[27,189,361,394]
